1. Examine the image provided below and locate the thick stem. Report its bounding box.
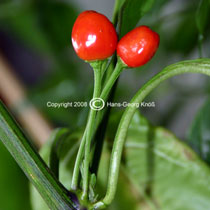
[93,59,210,209]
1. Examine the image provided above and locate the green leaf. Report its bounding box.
[195,0,210,56]
[112,0,126,25]
[0,101,76,210]
[0,0,77,52]
[30,128,81,210]
[124,111,210,210]
[35,0,77,51]
[2,6,52,53]
[196,0,209,35]
[188,97,210,164]
[166,11,198,55]
[119,0,155,37]
[49,128,71,178]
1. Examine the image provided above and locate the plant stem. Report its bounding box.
[91,60,124,136]
[85,60,125,162]
[72,61,124,194]
[101,59,125,101]
[71,61,105,192]
[82,64,102,200]
[93,58,210,209]
[0,101,77,210]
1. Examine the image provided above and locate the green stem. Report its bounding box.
[93,58,210,209]
[72,61,124,193]
[102,56,117,89]
[0,101,77,210]
[91,60,124,137]
[71,61,105,192]
[82,64,102,200]
[101,59,125,101]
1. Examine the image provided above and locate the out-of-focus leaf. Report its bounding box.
[195,0,210,56]
[49,128,70,178]
[112,0,126,25]
[0,141,31,210]
[0,1,22,19]
[35,0,77,51]
[124,111,210,210]
[0,0,77,52]
[166,11,198,55]
[30,128,81,210]
[188,97,210,164]
[1,5,52,52]
[119,0,155,37]
[29,62,83,127]
[196,0,209,35]
[150,0,170,12]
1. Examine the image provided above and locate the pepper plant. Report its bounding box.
[1,0,210,210]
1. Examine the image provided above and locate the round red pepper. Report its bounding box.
[72,10,118,61]
[117,26,160,68]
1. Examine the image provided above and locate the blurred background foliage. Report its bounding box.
[0,0,210,209]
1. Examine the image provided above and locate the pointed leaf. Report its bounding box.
[124,111,210,210]
[196,0,209,35]
[119,0,155,37]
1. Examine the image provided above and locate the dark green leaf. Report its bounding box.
[112,0,126,26]
[196,0,209,35]
[35,0,77,51]
[188,97,210,164]
[2,6,52,52]
[124,111,210,210]
[0,0,77,52]
[49,128,70,178]
[195,0,210,56]
[166,11,198,55]
[119,0,155,37]
[30,128,81,210]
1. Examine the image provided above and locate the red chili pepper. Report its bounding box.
[72,10,118,61]
[117,26,160,68]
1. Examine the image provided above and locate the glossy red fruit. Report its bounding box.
[72,10,118,61]
[117,26,159,68]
